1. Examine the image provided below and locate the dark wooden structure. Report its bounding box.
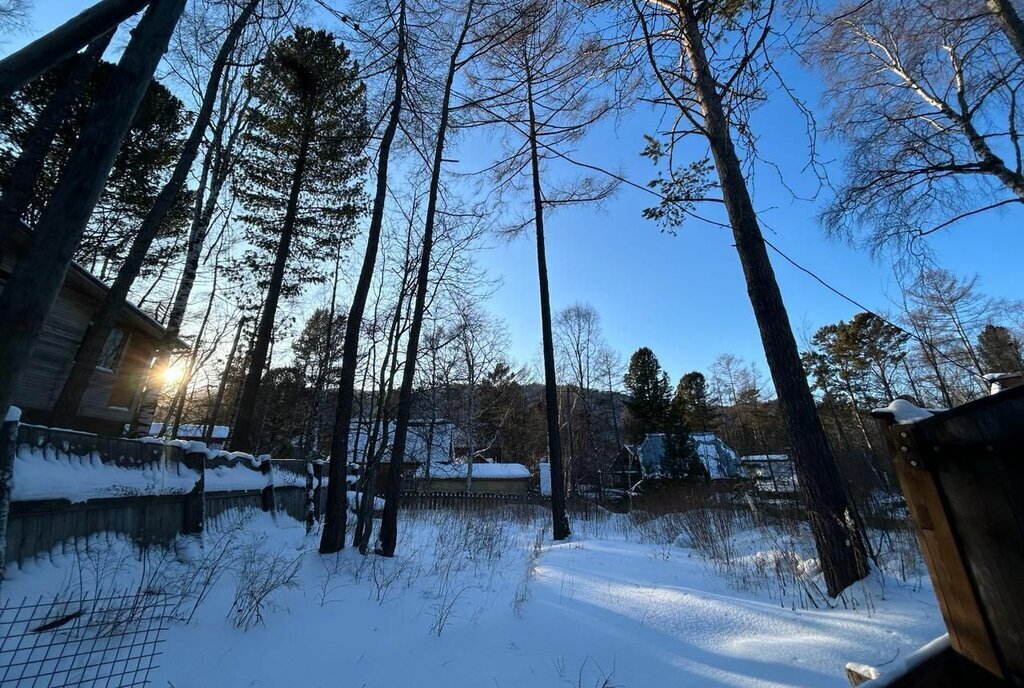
[1,224,179,435]
[872,385,1024,686]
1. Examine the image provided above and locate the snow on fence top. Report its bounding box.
[872,399,936,425]
[12,440,199,503]
[8,424,307,501]
[418,462,532,480]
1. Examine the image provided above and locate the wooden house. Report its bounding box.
[607,432,743,490]
[1,224,177,436]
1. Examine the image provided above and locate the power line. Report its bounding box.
[761,237,989,384]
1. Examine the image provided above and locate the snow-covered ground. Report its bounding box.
[2,507,943,687]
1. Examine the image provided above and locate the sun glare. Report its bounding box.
[162,361,186,387]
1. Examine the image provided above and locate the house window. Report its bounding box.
[97,329,129,372]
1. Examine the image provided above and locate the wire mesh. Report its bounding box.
[0,591,170,688]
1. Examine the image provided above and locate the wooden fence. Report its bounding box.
[398,491,550,512]
[873,385,1024,686]
[3,423,319,565]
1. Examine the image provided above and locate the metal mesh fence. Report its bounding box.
[0,591,170,687]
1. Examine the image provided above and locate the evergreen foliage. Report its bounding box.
[234,26,369,296]
[0,58,189,276]
[623,346,672,442]
[672,371,718,432]
[977,324,1024,374]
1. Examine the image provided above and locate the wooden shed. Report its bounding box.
[1,224,176,436]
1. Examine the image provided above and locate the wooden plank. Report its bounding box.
[923,444,1024,679]
[885,423,1003,677]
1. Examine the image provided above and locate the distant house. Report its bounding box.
[608,432,743,490]
[416,460,533,494]
[739,454,798,495]
[2,223,181,436]
[148,423,230,450]
[347,419,455,492]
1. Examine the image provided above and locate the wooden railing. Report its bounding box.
[873,385,1024,686]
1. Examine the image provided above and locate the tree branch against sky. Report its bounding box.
[813,0,1024,253]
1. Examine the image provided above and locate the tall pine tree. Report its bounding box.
[231,27,369,452]
[623,347,672,442]
[672,371,717,432]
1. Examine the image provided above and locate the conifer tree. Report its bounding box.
[672,371,717,433]
[231,27,369,452]
[623,347,672,442]
[977,324,1024,374]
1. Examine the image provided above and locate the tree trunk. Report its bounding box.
[356,276,407,552]
[526,59,570,542]
[0,0,149,98]
[49,0,259,423]
[204,316,245,443]
[0,30,112,265]
[0,0,185,432]
[989,0,1024,62]
[231,117,314,452]
[320,0,407,555]
[676,3,865,596]
[306,251,343,456]
[465,357,477,494]
[377,1,472,556]
[132,93,246,434]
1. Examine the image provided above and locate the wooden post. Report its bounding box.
[873,396,1019,681]
[260,460,275,513]
[305,461,315,533]
[313,461,324,523]
[182,449,205,535]
[0,414,19,590]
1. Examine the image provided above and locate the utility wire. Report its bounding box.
[315,2,986,387]
[761,237,989,384]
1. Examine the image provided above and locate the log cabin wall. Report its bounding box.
[1,252,162,436]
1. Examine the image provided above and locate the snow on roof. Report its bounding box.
[5,405,21,423]
[149,422,230,439]
[417,462,531,480]
[635,433,742,479]
[739,454,790,462]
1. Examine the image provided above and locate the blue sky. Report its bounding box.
[11,1,1024,386]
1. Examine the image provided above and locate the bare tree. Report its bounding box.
[0,0,31,39]
[468,0,617,541]
[620,0,867,595]
[377,0,507,556]
[321,0,409,554]
[814,0,1024,251]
